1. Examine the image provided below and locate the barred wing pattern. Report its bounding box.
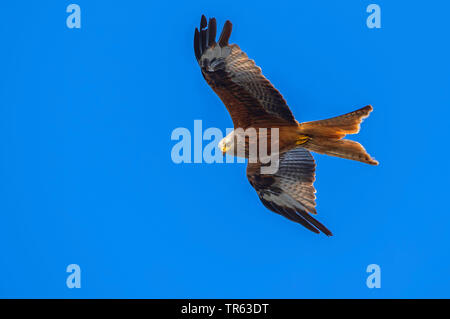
[194,15,297,129]
[247,147,332,236]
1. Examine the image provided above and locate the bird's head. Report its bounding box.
[218,132,235,156]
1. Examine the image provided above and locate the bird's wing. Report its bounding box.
[194,16,297,129]
[246,147,332,236]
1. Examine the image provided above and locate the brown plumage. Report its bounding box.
[194,16,378,235]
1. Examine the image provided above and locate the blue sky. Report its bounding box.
[0,1,449,298]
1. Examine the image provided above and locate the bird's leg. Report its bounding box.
[296,135,309,146]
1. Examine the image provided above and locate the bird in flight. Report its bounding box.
[194,16,378,236]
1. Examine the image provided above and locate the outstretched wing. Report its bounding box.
[194,15,297,129]
[247,147,332,236]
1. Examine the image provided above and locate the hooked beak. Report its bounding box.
[220,145,227,156]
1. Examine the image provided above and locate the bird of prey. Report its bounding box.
[194,16,378,236]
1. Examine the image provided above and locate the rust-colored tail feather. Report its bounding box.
[299,105,373,139]
[305,137,378,165]
[299,105,378,165]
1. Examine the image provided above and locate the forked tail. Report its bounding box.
[298,105,379,165]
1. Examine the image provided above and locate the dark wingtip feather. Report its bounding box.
[200,15,207,30]
[194,28,200,61]
[296,217,321,234]
[263,200,321,235]
[198,16,207,55]
[218,20,232,47]
[298,210,333,236]
[208,18,217,46]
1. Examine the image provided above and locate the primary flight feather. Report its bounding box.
[194,16,378,236]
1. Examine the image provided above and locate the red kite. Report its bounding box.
[194,16,378,236]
